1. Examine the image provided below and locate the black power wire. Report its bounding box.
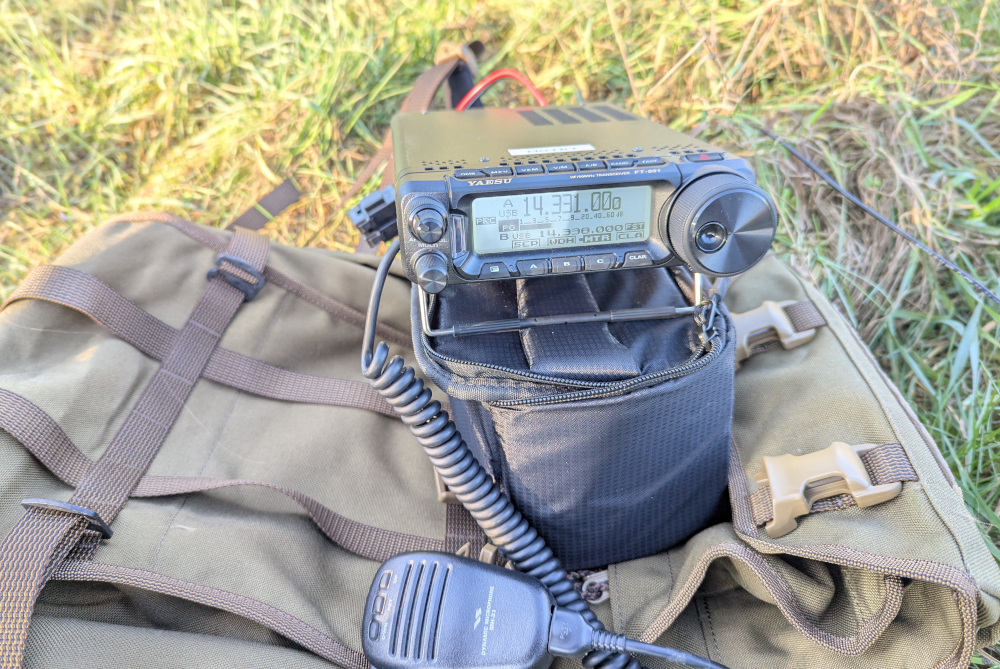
[361,239,727,669]
[750,122,1000,309]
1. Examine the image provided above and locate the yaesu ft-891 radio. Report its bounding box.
[392,103,779,295]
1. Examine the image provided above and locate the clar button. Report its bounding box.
[623,251,653,267]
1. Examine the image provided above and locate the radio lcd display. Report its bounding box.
[470,185,653,254]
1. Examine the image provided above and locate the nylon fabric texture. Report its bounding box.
[6,264,396,418]
[0,387,442,562]
[0,217,445,665]
[411,267,736,570]
[0,217,999,668]
[0,227,269,667]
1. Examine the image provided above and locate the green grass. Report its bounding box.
[1,0,999,661]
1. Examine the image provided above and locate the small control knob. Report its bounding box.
[413,252,449,294]
[667,173,777,276]
[410,208,446,244]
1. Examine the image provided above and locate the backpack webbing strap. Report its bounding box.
[0,388,443,562]
[351,51,478,253]
[444,504,487,557]
[103,211,412,347]
[637,540,906,658]
[747,442,918,528]
[0,228,267,668]
[4,265,396,418]
[226,177,302,231]
[51,560,368,669]
[783,300,826,332]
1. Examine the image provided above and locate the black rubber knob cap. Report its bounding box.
[413,252,449,294]
[410,208,446,244]
[667,173,777,276]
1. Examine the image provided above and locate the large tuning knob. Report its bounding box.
[413,252,449,294]
[667,173,777,276]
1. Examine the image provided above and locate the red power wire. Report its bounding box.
[455,68,548,111]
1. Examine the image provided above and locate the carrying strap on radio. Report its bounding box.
[347,42,491,553]
[217,42,481,247]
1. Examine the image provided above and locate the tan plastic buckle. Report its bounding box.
[755,442,903,538]
[434,469,458,504]
[732,300,817,362]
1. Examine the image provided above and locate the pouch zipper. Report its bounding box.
[423,315,722,407]
[495,339,720,407]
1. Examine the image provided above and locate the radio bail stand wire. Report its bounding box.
[418,284,699,338]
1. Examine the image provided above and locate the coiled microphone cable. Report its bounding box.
[361,239,728,669]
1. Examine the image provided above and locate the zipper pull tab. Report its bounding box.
[695,294,721,345]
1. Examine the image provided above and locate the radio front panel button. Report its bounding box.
[583,253,617,271]
[479,262,511,279]
[545,162,576,173]
[450,214,466,255]
[483,166,514,177]
[607,158,635,168]
[551,257,582,274]
[514,164,545,175]
[453,169,485,179]
[515,260,549,276]
[683,152,725,162]
[623,250,653,267]
[576,160,606,171]
[635,156,665,166]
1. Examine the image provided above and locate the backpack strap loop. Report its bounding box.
[225,177,301,232]
[0,227,267,669]
[19,500,112,540]
[207,252,266,301]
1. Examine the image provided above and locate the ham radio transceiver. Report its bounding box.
[391,104,778,294]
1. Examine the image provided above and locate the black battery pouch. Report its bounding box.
[411,267,735,570]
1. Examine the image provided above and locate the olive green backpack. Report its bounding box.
[0,193,998,668]
[2,53,999,669]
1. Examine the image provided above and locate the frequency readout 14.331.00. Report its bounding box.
[470,185,652,254]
